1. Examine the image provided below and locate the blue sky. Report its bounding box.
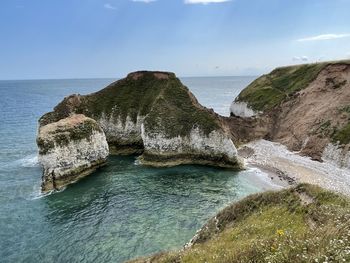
[1,0,350,79]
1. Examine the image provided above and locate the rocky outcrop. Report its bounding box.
[228,60,350,167]
[37,71,241,191]
[322,143,350,168]
[37,114,109,192]
[230,101,257,118]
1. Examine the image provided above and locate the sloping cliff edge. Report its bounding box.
[128,184,350,263]
[227,60,350,168]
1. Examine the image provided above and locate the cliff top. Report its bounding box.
[126,71,176,80]
[37,114,102,154]
[236,60,350,112]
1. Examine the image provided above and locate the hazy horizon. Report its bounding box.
[0,74,260,82]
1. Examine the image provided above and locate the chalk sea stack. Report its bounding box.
[229,60,350,166]
[37,71,241,191]
[37,114,109,192]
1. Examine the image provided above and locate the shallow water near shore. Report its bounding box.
[0,76,283,263]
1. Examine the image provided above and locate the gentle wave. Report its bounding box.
[18,155,39,167]
[29,186,67,200]
[4,154,39,168]
[246,166,284,189]
[0,154,39,170]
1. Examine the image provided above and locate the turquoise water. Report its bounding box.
[0,76,278,263]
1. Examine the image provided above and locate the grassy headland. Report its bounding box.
[236,60,350,112]
[129,184,350,263]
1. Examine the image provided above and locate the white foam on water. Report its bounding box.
[246,166,284,190]
[29,186,67,200]
[19,154,39,167]
[1,154,39,170]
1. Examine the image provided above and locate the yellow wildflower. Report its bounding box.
[276,229,285,236]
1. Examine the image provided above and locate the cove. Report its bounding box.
[2,155,277,263]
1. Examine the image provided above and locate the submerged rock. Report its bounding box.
[37,71,241,190]
[37,114,109,192]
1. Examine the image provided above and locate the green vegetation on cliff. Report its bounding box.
[130,184,350,263]
[40,71,220,138]
[237,60,350,112]
[38,71,238,169]
[85,72,173,124]
[37,116,102,155]
[332,123,350,145]
[144,79,219,137]
[312,112,350,147]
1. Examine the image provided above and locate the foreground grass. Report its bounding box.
[129,184,350,263]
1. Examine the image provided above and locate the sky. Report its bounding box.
[1,0,350,79]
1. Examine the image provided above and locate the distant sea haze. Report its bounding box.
[0,76,273,263]
[181,76,256,116]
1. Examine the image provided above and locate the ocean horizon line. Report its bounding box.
[0,75,258,82]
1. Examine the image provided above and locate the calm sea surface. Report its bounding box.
[0,76,277,263]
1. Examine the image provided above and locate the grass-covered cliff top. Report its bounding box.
[130,184,350,263]
[237,60,350,112]
[40,71,220,138]
[37,114,102,154]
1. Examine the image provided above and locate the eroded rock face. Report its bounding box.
[39,72,180,155]
[230,102,257,118]
[228,60,350,168]
[140,126,239,168]
[322,143,350,168]
[37,71,241,191]
[37,114,109,192]
[98,114,145,155]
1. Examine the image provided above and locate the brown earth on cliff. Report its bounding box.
[227,60,350,163]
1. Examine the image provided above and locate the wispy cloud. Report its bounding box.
[297,34,350,42]
[293,56,309,62]
[131,0,157,3]
[104,3,116,10]
[184,0,231,4]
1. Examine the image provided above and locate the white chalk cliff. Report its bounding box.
[141,126,239,168]
[230,101,257,118]
[37,114,109,192]
[322,143,350,168]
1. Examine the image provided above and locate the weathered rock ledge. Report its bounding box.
[37,71,241,191]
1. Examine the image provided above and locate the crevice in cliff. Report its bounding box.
[51,171,57,191]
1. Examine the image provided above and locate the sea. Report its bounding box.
[0,76,279,263]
